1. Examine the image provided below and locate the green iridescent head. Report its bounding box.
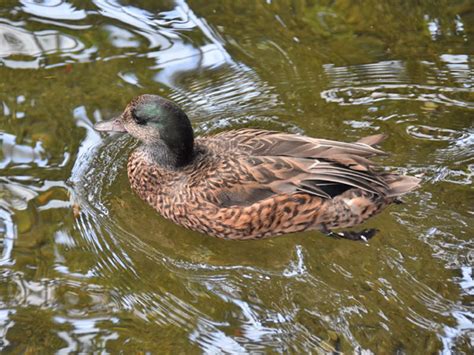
[94,95,194,167]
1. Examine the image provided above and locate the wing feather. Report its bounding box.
[202,129,390,207]
[208,129,387,171]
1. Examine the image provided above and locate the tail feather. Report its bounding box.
[384,174,421,197]
[356,134,388,147]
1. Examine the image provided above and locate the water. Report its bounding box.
[0,0,473,352]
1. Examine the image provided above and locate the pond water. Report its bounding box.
[0,0,473,352]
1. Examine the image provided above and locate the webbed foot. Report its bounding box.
[321,228,378,242]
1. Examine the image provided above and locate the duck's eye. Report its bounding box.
[131,109,147,125]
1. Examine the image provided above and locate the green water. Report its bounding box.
[0,0,473,352]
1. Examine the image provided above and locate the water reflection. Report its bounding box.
[1,133,48,168]
[20,0,87,21]
[103,25,140,48]
[0,0,473,352]
[321,59,473,108]
[0,21,85,69]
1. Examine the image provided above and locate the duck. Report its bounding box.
[94,94,420,241]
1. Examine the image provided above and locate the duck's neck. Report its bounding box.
[144,139,194,169]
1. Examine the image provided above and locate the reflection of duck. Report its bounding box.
[95,95,420,241]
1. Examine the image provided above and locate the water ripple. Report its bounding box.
[0,20,85,69]
[321,84,473,108]
[0,0,472,352]
[321,58,473,109]
[20,0,87,21]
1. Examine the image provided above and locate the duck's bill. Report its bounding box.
[94,117,127,133]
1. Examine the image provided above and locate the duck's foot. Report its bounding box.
[321,228,378,242]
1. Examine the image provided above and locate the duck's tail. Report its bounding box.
[355,134,421,198]
[356,133,388,146]
[383,174,421,198]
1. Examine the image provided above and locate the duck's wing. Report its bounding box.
[201,129,390,207]
[204,154,390,208]
[208,129,387,172]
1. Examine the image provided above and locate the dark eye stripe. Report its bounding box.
[131,109,147,125]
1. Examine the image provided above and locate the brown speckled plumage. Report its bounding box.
[95,95,421,240]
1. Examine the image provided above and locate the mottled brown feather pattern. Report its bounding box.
[127,130,419,240]
[95,95,420,240]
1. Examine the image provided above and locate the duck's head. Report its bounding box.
[94,94,194,167]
